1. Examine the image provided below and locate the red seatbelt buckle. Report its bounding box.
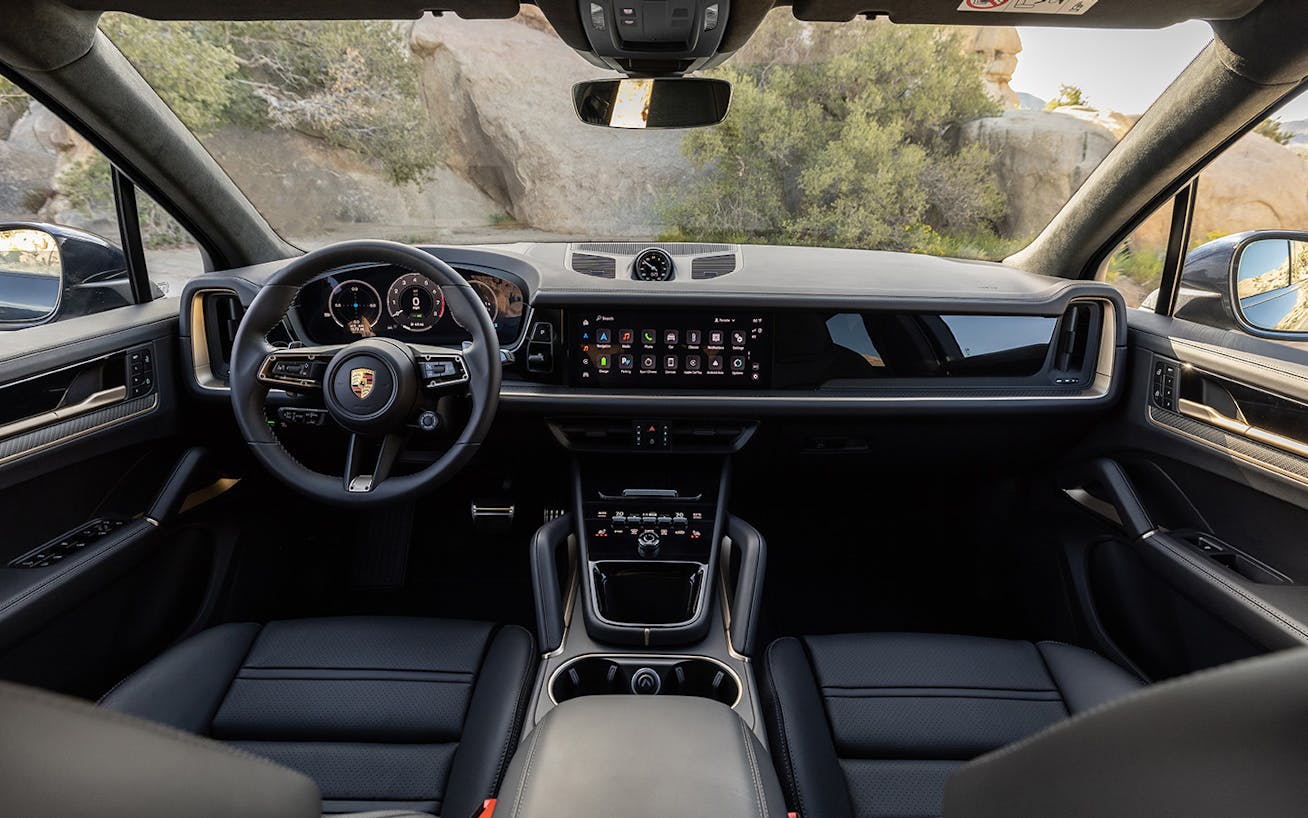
[472,798,496,818]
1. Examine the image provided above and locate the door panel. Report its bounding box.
[0,299,215,696]
[1062,309,1308,679]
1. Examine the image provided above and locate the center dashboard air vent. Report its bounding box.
[567,242,741,281]
[570,252,617,278]
[690,254,736,279]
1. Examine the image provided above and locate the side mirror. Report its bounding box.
[1232,233,1308,335]
[573,77,731,129]
[0,226,63,326]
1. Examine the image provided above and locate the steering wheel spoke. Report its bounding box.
[344,431,407,493]
[412,345,471,395]
[258,346,343,393]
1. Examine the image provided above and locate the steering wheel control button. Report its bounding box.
[418,356,467,390]
[417,410,441,432]
[631,667,662,695]
[277,408,327,427]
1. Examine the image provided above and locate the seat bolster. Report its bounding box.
[1036,641,1143,714]
[760,637,855,818]
[443,624,537,818]
[101,622,261,733]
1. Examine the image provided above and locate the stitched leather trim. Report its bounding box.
[763,638,805,817]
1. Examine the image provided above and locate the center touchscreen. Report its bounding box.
[570,310,770,388]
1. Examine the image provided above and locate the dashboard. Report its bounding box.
[292,263,527,347]
[184,242,1127,412]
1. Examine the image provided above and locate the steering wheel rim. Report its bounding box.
[230,240,501,506]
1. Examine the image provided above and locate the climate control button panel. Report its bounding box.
[584,503,713,560]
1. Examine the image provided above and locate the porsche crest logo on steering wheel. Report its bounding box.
[350,367,375,399]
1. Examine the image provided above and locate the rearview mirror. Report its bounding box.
[1233,234,1308,335]
[0,226,63,326]
[573,77,731,129]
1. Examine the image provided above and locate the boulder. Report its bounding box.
[408,15,694,236]
[1133,132,1308,250]
[1049,105,1137,140]
[960,109,1117,240]
[0,139,55,216]
[203,126,502,241]
[959,26,1022,110]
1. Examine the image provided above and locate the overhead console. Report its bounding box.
[575,0,734,74]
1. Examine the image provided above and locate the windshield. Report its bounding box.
[91,11,1222,262]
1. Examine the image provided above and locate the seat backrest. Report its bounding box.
[943,646,1308,818]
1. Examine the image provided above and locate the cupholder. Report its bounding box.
[551,655,741,706]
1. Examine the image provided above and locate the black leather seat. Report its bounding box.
[101,616,535,816]
[760,632,1143,818]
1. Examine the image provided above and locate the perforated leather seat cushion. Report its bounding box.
[760,633,1143,818]
[101,616,535,816]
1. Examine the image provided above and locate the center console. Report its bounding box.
[527,414,768,736]
[576,456,727,645]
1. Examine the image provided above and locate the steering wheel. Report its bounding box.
[229,240,501,505]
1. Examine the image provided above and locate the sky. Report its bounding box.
[1011,21,1308,123]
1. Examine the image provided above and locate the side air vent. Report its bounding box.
[1051,302,1098,383]
[202,291,244,382]
[690,254,737,279]
[571,252,617,278]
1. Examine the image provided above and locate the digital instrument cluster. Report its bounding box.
[569,310,771,388]
[295,265,526,346]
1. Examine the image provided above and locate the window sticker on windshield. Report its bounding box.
[958,0,1099,14]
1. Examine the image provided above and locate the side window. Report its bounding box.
[0,77,200,332]
[1104,197,1173,309]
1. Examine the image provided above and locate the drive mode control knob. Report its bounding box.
[637,530,661,558]
[631,667,661,695]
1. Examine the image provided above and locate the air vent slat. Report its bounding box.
[575,242,732,256]
[570,252,617,278]
[691,254,737,279]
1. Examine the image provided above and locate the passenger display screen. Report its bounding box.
[569,310,771,388]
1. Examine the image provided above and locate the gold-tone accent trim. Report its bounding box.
[179,477,241,515]
[0,385,128,441]
[541,534,579,660]
[1177,397,1308,461]
[0,395,157,467]
[190,288,233,392]
[1149,406,1308,491]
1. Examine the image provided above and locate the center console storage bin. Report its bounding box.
[592,561,703,625]
[498,697,786,818]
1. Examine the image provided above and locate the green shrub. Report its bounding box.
[57,155,191,248]
[662,19,1009,257]
[101,15,439,185]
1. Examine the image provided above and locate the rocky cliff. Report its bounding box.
[408,12,694,237]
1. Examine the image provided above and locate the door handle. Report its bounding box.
[0,386,127,440]
[1178,397,1308,460]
